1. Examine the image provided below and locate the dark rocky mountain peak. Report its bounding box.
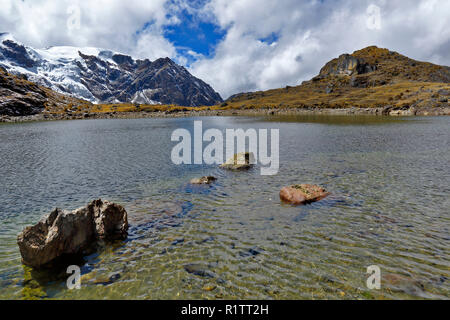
[0,34,223,106]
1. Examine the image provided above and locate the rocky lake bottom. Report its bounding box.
[0,115,448,299]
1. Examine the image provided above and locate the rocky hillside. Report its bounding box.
[0,66,90,116]
[225,46,450,113]
[0,33,222,106]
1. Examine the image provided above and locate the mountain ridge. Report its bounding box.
[0,33,222,107]
[1,44,449,118]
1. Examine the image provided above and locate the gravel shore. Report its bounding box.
[1,106,449,123]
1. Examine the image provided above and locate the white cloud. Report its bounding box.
[0,0,177,57]
[0,0,449,99]
[134,28,177,61]
[189,0,450,98]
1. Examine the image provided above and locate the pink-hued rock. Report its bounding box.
[280,184,330,205]
[17,199,128,268]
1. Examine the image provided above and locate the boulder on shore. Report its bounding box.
[220,152,255,170]
[17,199,128,269]
[280,184,330,205]
[190,176,217,185]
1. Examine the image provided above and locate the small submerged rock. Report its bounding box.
[239,247,263,258]
[280,184,330,205]
[93,273,122,286]
[383,274,426,295]
[17,199,128,269]
[183,264,216,278]
[127,199,184,227]
[171,238,185,246]
[375,214,398,224]
[190,176,217,185]
[220,152,255,170]
[195,236,215,244]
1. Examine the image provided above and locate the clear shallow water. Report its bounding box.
[0,115,448,300]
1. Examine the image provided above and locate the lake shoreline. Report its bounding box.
[1,105,449,123]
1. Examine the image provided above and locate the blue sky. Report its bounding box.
[163,8,226,63]
[0,0,449,98]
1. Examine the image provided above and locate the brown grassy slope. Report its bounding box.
[84,103,203,114]
[42,88,92,114]
[222,46,450,110]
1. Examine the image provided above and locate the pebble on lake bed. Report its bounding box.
[183,264,216,278]
[383,274,425,295]
[202,284,217,292]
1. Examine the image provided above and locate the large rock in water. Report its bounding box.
[17,199,128,268]
[220,152,255,170]
[280,184,330,205]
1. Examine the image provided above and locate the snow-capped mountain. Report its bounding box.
[0,33,222,106]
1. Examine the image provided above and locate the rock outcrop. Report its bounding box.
[280,184,330,205]
[17,199,128,268]
[319,54,377,77]
[220,152,255,171]
[0,67,47,116]
[0,66,91,116]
